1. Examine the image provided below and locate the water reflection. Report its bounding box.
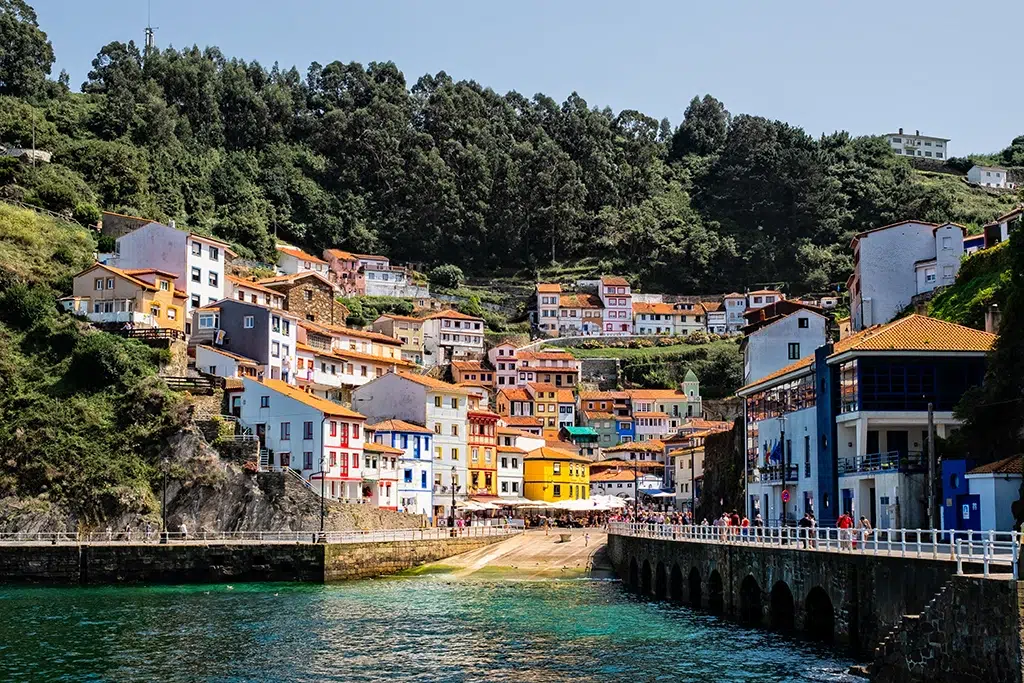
[0,578,860,682]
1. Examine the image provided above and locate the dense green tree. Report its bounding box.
[669,95,729,160]
[0,0,54,98]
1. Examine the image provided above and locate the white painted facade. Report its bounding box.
[420,313,486,368]
[967,165,1010,189]
[488,343,519,388]
[850,222,963,331]
[352,373,469,518]
[196,345,254,378]
[371,425,434,519]
[742,311,827,385]
[887,131,949,160]
[964,473,1021,532]
[747,406,818,526]
[599,279,633,334]
[276,247,329,277]
[724,294,747,332]
[109,222,230,329]
[591,472,662,498]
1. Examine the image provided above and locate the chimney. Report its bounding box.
[916,130,920,136]
[168,219,176,229]
[899,128,903,135]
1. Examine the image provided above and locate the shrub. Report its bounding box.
[429,264,464,290]
[67,333,155,391]
[0,282,54,330]
[685,329,710,345]
[72,203,101,227]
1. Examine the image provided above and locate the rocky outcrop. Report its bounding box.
[0,423,425,534]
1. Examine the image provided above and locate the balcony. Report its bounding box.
[746,464,799,484]
[838,451,926,477]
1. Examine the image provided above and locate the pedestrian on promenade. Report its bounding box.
[798,513,814,548]
[180,522,188,541]
[105,526,112,542]
[858,516,873,548]
[837,512,854,549]
[730,510,741,539]
[585,532,590,547]
[145,521,153,542]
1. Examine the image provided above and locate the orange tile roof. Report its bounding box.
[452,360,487,371]
[968,456,1024,475]
[468,409,502,420]
[276,245,328,265]
[517,350,577,361]
[502,415,544,427]
[419,308,484,322]
[496,444,527,454]
[122,267,179,279]
[227,274,283,297]
[623,389,688,400]
[497,425,536,436]
[579,391,616,400]
[324,249,387,262]
[983,205,1024,228]
[525,446,591,464]
[604,440,665,453]
[589,469,639,482]
[555,389,575,403]
[259,378,365,418]
[581,410,616,421]
[363,441,404,455]
[702,301,723,312]
[395,370,471,394]
[832,314,996,354]
[77,262,161,292]
[295,341,412,367]
[559,292,603,308]
[257,271,336,289]
[633,302,678,316]
[365,419,434,434]
[601,276,630,286]
[536,283,562,293]
[377,313,423,323]
[747,289,783,296]
[498,387,530,402]
[301,320,403,346]
[592,458,663,470]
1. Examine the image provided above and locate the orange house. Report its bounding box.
[468,409,500,496]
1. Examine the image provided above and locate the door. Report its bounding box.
[842,488,854,516]
[866,430,879,456]
[887,430,909,458]
[230,396,242,418]
[868,487,877,526]
[255,423,266,449]
[956,494,981,531]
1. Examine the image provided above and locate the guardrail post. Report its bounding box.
[984,534,990,578]
[1014,532,1020,580]
[956,539,963,575]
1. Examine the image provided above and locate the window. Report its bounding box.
[330,421,337,437]
[804,435,811,478]
[553,484,561,497]
[191,242,202,256]
[352,424,359,439]
[271,342,280,358]
[280,422,291,440]
[167,307,177,321]
[925,267,936,284]
[451,447,459,461]
[304,289,313,301]
[282,320,290,335]
[209,246,219,261]
[198,313,218,329]
[191,294,201,308]
[798,317,809,329]
[271,316,281,333]
[553,462,561,475]
[159,280,170,291]
[94,277,104,291]
[450,397,458,409]
[303,421,314,440]
[942,236,952,250]
[360,365,368,377]
[434,446,442,460]
[243,315,255,329]
[788,343,800,360]
[943,265,954,279]
[451,424,458,437]
[303,452,313,470]
[260,396,270,408]
[434,396,442,408]
[404,469,413,483]
[501,481,508,493]
[191,267,201,283]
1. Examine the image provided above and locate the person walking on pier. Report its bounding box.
[837,512,854,549]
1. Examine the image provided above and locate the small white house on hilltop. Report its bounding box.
[967,165,1012,189]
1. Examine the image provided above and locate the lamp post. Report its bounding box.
[160,457,169,544]
[449,465,457,528]
[319,453,326,537]
[777,414,787,527]
[633,459,639,521]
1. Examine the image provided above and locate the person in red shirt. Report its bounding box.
[837,512,854,549]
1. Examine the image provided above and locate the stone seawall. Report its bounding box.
[0,534,513,586]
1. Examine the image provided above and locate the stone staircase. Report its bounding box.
[869,581,952,681]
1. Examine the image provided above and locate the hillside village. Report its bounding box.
[41,196,1020,531]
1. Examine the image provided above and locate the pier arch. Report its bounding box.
[628,558,639,590]
[804,586,835,642]
[688,568,702,608]
[654,561,667,599]
[769,581,795,632]
[708,570,724,614]
[640,559,653,595]
[669,563,683,602]
[738,575,763,625]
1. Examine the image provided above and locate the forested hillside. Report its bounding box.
[1,0,1021,296]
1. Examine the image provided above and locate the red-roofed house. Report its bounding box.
[419,310,486,368]
[599,275,633,334]
[275,244,329,277]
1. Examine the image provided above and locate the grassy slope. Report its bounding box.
[911,171,1020,231]
[927,242,1010,329]
[554,340,736,359]
[0,203,183,528]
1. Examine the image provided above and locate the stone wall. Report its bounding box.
[275,280,347,325]
[871,576,1024,683]
[607,533,967,656]
[580,358,620,389]
[0,533,513,585]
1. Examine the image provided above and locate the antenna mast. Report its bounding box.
[144,0,158,55]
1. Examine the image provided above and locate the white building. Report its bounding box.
[740,304,827,386]
[362,441,400,510]
[723,293,747,333]
[226,274,284,309]
[590,469,663,498]
[598,276,633,335]
[276,245,329,278]
[192,299,300,384]
[967,165,1011,189]
[703,301,727,335]
[367,419,435,519]
[496,425,541,499]
[230,377,366,501]
[535,283,561,335]
[887,129,949,160]
[352,372,470,519]
[849,221,964,331]
[420,310,486,368]
[106,221,233,333]
[488,341,519,388]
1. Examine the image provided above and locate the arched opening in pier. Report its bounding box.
[708,570,724,614]
[769,581,795,632]
[688,568,702,608]
[738,575,763,625]
[640,559,653,596]
[804,587,834,642]
[628,558,639,590]
[669,563,683,602]
[654,561,667,600]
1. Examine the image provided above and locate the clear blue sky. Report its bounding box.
[31,0,1022,155]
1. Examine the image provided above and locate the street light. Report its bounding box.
[448,465,457,528]
[160,456,169,544]
[777,414,787,527]
[319,453,326,536]
[633,459,639,521]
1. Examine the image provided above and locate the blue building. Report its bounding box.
[366,419,434,519]
[740,314,994,529]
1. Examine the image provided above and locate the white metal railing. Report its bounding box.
[0,525,520,546]
[607,522,1019,579]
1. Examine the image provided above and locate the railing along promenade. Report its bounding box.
[608,521,1020,579]
[0,525,520,546]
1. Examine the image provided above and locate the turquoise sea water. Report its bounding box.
[0,577,858,682]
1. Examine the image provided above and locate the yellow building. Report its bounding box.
[523,446,591,502]
[61,263,187,332]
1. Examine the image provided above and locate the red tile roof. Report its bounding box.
[259,379,365,418]
[536,283,562,293]
[365,419,434,434]
[276,245,328,265]
[601,276,630,286]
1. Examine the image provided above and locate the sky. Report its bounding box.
[30,0,1023,155]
